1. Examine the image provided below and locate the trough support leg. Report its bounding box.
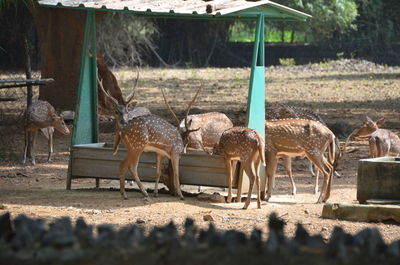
[238,14,266,197]
[96,178,100,188]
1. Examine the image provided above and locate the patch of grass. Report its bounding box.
[279,58,296,67]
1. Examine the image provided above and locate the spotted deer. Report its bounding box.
[213,127,265,209]
[178,112,233,152]
[263,119,337,203]
[23,100,70,165]
[101,79,201,199]
[345,116,400,158]
[266,104,341,194]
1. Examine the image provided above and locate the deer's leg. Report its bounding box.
[231,160,238,202]
[314,169,320,194]
[31,130,38,165]
[283,156,296,195]
[119,155,131,199]
[264,155,278,202]
[242,162,256,210]
[308,155,331,203]
[154,154,163,197]
[171,155,184,200]
[308,159,316,177]
[128,154,149,198]
[224,158,233,203]
[23,129,29,164]
[253,155,261,209]
[47,128,53,162]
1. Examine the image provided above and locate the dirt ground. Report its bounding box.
[1,59,400,243]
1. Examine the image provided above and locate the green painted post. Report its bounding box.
[246,14,265,135]
[237,14,265,199]
[67,10,98,189]
[71,10,98,146]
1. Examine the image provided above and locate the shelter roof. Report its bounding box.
[38,0,311,20]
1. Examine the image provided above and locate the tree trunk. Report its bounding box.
[30,3,87,110]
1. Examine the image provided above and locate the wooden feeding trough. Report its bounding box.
[69,143,241,190]
[357,157,400,204]
[38,1,310,193]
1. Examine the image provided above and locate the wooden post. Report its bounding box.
[67,10,98,189]
[237,14,265,200]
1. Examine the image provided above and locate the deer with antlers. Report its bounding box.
[345,116,400,158]
[213,127,265,209]
[100,75,202,199]
[178,112,233,152]
[23,100,70,165]
[263,119,337,203]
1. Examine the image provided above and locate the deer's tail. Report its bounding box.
[113,132,121,155]
[258,133,266,166]
[328,135,336,167]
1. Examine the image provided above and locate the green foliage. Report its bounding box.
[279,58,296,66]
[348,0,400,47]
[272,0,358,42]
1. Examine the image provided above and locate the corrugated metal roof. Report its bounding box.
[37,0,311,20]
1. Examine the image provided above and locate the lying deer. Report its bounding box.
[213,127,265,209]
[345,116,400,157]
[100,80,201,199]
[23,100,70,165]
[263,119,337,203]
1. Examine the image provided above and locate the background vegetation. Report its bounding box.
[0,0,399,69]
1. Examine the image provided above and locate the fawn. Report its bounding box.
[23,100,70,165]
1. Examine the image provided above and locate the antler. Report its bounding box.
[183,87,202,132]
[160,87,181,126]
[125,66,139,105]
[97,71,119,106]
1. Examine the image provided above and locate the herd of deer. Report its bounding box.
[22,58,400,209]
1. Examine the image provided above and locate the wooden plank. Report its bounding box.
[366,199,400,205]
[70,143,237,188]
[72,146,157,163]
[71,158,159,179]
[322,203,400,223]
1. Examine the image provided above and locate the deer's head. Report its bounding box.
[97,67,139,128]
[160,86,202,152]
[51,113,70,135]
[352,116,385,138]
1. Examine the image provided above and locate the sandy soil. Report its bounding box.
[1,60,400,243]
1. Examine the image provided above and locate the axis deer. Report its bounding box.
[101,79,201,199]
[178,112,233,152]
[23,100,70,165]
[263,119,337,203]
[213,127,265,209]
[345,116,400,158]
[266,104,341,194]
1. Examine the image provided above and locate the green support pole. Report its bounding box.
[71,10,98,146]
[237,14,265,199]
[67,10,98,189]
[246,14,265,135]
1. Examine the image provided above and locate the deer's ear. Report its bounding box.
[365,116,375,126]
[376,118,385,127]
[127,101,137,110]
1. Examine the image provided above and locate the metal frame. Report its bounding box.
[40,2,309,191]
